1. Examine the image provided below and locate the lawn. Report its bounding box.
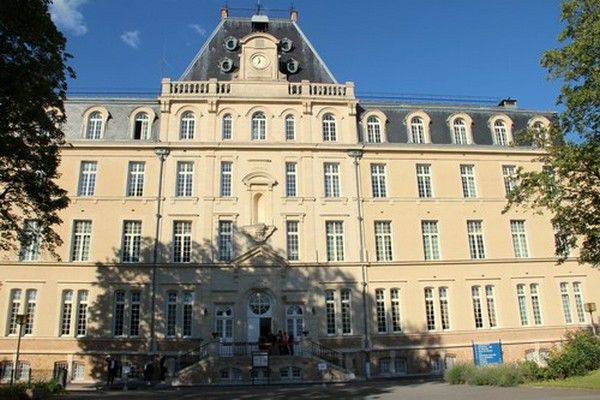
[526,370,600,390]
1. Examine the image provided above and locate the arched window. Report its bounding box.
[452,118,468,144]
[366,116,382,143]
[222,114,232,140]
[285,114,295,141]
[493,120,509,146]
[86,111,103,139]
[180,111,195,140]
[251,112,266,140]
[322,113,337,141]
[410,117,425,143]
[133,112,149,140]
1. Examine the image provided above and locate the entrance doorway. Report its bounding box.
[247,292,273,343]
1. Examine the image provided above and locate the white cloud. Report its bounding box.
[121,30,141,49]
[50,0,89,36]
[189,24,207,36]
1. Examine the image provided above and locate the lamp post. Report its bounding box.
[10,314,27,385]
[584,302,597,335]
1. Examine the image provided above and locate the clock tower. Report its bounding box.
[238,24,283,81]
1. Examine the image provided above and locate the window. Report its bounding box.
[182,291,193,337]
[452,118,468,144]
[517,284,529,326]
[326,221,344,261]
[280,366,302,380]
[122,221,142,263]
[251,112,266,140]
[516,283,542,326]
[410,117,425,143]
[285,162,297,197]
[130,291,141,336]
[325,290,336,335]
[286,305,304,338]
[431,356,443,374]
[416,164,433,198]
[24,289,37,335]
[439,287,450,330]
[510,220,529,258]
[60,290,74,336]
[166,291,177,337]
[286,221,299,261]
[322,113,337,141]
[113,291,126,336]
[502,165,516,195]
[379,358,391,374]
[323,162,340,197]
[173,221,192,263]
[72,362,85,381]
[425,287,436,331]
[394,358,407,375]
[86,111,103,139]
[485,285,498,328]
[215,306,233,340]
[76,290,88,336]
[222,114,232,140]
[560,282,573,324]
[341,289,352,334]
[390,288,402,332]
[573,282,586,323]
[220,161,232,197]
[126,162,145,197]
[285,114,295,141]
[493,120,509,146]
[424,287,450,331]
[374,221,393,262]
[133,112,149,140]
[467,220,485,259]
[19,220,41,262]
[472,286,484,329]
[219,367,242,381]
[376,289,387,333]
[366,116,382,143]
[530,283,542,325]
[460,164,477,198]
[71,220,92,262]
[421,221,440,260]
[176,161,194,197]
[14,362,30,382]
[180,111,195,140]
[218,221,233,261]
[78,161,97,196]
[370,164,387,198]
[8,289,22,335]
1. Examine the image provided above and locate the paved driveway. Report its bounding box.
[61,381,600,400]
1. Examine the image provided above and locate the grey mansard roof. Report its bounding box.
[179,17,337,83]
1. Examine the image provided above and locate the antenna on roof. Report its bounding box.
[256,0,262,15]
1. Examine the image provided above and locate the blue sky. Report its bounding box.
[51,0,565,110]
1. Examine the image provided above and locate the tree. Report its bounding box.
[0,0,73,255]
[505,0,600,267]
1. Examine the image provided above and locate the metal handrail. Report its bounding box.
[307,340,346,369]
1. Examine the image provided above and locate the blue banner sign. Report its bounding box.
[473,341,503,366]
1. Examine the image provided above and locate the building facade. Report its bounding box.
[1,8,598,384]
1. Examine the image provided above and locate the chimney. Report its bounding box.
[290,8,298,22]
[220,6,229,20]
[498,98,518,108]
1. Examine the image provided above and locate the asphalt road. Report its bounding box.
[60,381,600,400]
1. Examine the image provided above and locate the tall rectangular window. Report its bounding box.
[370,164,387,198]
[325,290,336,335]
[560,282,573,324]
[510,220,529,258]
[421,221,440,260]
[182,292,193,337]
[113,291,126,336]
[573,282,586,323]
[467,220,485,259]
[471,286,483,328]
[530,283,542,325]
[460,164,477,198]
[285,162,297,197]
[323,163,340,197]
[326,221,344,261]
[485,285,497,328]
[517,284,529,326]
[341,289,352,334]
[71,220,92,262]
[166,291,178,337]
[126,162,145,197]
[78,161,97,196]
[218,221,233,261]
[173,221,192,263]
[416,164,433,198]
[439,287,450,330]
[502,165,516,195]
[376,289,387,333]
[60,290,73,336]
[121,221,142,263]
[176,161,194,197]
[130,291,141,336]
[374,221,393,262]
[390,288,402,332]
[19,220,41,262]
[220,161,232,197]
[286,221,299,261]
[222,114,232,140]
[425,287,436,331]
[76,290,88,336]
[285,115,295,141]
[24,289,37,335]
[8,289,22,335]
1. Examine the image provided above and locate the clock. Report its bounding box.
[251,54,269,70]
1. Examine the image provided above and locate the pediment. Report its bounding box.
[232,244,287,267]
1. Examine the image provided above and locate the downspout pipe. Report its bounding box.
[150,147,170,355]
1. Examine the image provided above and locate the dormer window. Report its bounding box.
[180,111,195,140]
[366,116,382,143]
[86,112,103,140]
[251,112,266,140]
[453,118,468,144]
[528,116,551,146]
[493,120,509,146]
[410,117,425,143]
[322,113,337,141]
[133,112,149,140]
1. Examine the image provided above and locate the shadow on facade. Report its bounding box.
[77,226,442,383]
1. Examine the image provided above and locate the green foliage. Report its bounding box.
[445,363,526,387]
[546,329,600,379]
[0,379,64,400]
[445,362,475,384]
[31,379,65,394]
[518,360,550,381]
[505,0,600,267]
[0,383,29,400]
[0,0,73,254]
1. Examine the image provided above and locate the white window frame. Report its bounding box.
[173,221,192,263]
[285,162,297,197]
[220,161,232,197]
[370,163,387,198]
[78,161,97,196]
[126,162,145,197]
[180,111,195,140]
[467,220,486,259]
[460,164,477,198]
[251,112,266,140]
[366,116,382,143]
[286,221,299,261]
[71,220,92,262]
[121,220,142,263]
[285,114,295,141]
[176,161,194,197]
[502,165,516,195]
[325,221,344,262]
[85,111,103,140]
[510,220,529,258]
[416,164,433,198]
[218,221,233,261]
[374,221,393,262]
[421,220,440,260]
[323,162,341,198]
[222,113,232,140]
[19,220,41,262]
[322,113,337,141]
[133,112,149,140]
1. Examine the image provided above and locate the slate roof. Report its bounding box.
[179,17,337,84]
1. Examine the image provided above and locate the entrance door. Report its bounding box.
[215,305,233,357]
[247,292,273,344]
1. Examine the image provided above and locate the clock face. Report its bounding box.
[251,54,269,70]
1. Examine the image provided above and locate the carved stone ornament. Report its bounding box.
[243,223,276,244]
